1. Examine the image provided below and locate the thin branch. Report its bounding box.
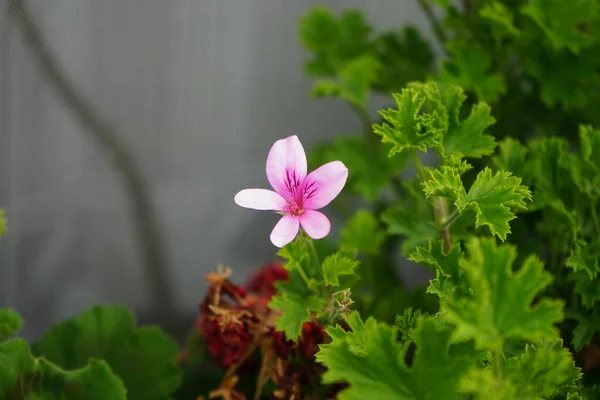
[7,0,173,312]
[416,0,448,45]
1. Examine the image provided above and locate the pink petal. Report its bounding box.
[266,135,307,200]
[300,210,331,240]
[270,214,300,248]
[302,161,348,210]
[234,189,287,210]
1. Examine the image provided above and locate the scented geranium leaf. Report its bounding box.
[316,312,473,400]
[422,166,464,200]
[409,240,467,298]
[0,338,126,399]
[383,179,438,256]
[438,41,506,102]
[269,293,322,341]
[0,310,22,342]
[442,103,497,158]
[572,309,600,350]
[407,81,497,158]
[456,168,532,241]
[566,238,600,280]
[337,54,381,106]
[492,138,531,186]
[31,305,181,400]
[521,0,598,53]
[299,7,338,53]
[395,308,423,342]
[309,136,409,201]
[479,1,520,39]
[441,238,563,349]
[374,87,443,154]
[311,79,341,98]
[340,210,385,255]
[572,124,600,198]
[572,271,600,309]
[322,252,360,287]
[461,338,580,399]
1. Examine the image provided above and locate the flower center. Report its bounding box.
[284,203,304,217]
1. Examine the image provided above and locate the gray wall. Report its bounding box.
[0,0,436,339]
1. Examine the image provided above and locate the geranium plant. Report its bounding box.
[2,1,600,399]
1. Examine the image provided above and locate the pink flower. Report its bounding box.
[234,135,348,247]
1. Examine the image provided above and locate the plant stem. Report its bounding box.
[411,150,426,182]
[591,200,600,236]
[494,347,503,386]
[434,197,452,253]
[7,0,173,311]
[441,209,462,229]
[305,233,320,270]
[416,0,448,45]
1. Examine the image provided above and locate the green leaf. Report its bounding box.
[425,167,532,241]
[409,240,467,298]
[573,124,600,198]
[461,338,581,399]
[395,308,423,342]
[438,41,506,102]
[572,271,600,309]
[0,338,127,399]
[0,310,23,342]
[316,312,473,400]
[441,238,564,349]
[566,238,600,280]
[269,293,322,341]
[337,55,381,106]
[521,0,599,53]
[373,87,444,154]
[479,1,520,39]
[322,252,360,287]
[492,138,531,186]
[340,210,385,255]
[571,309,600,350]
[31,305,181,400]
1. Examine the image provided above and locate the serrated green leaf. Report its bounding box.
[338,55,381,106]
[0,310,23,342]
[441,238,564,349]
[31,305,181,400]
[438,41,506,102]
[340,209,385,255]
[395,308,423,342]
[423,166,465,200]
[566,238,600,280]
[492,138,531,186]
[479,1,520,39]
[572,309,600,350]
[521,0,598,53]
[322,253,359,287]
[572,271,600,309]
[269,294,322,341]
[573,124,600,198]
[409,240,467,298]
[461,338,580,399]
[0,338,127,399]
[316,312,473,400]
[374,87,444,154]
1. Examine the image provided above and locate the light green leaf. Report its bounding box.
[316,312,474,400]
[0,310,23,342]
[0,338,126,399]
[340,209,385,255]
[322,253,360,287]
[338,55,381,106]
[31,305,181,400]
[269,293,322,341]
[438,41,506,102]
[374,87,444,154]
[521,0,598,53]
[0,209,5,237]
[492,138,531,186]
[441,238,564,349]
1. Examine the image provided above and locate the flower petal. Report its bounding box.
[234,189,287,210]
[300,210,331,240]
[266,135,307,200]
[302,161,348,210]
[270,214,300,248]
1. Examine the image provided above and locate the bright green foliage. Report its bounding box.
[573,124,600,198]
[521,0,598,53]
[479,1,520,39]
[340,209,385,255]
[322,252,360,287]
[441,238,563,349]
[316,312,473,400]
[31,306,181,400]
[395,308,423,341]
[309,136,409,201]
[374,87,443,154]
[438,41,506,102]
[491,138,531,186]
[0,338,126,399]
[0,310,22,342]
[269,293,322,341]
[409,240,466,298]
[424,167,531,240]
[461,339,580,399]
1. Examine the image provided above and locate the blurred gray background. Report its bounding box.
[0,0,438,340]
